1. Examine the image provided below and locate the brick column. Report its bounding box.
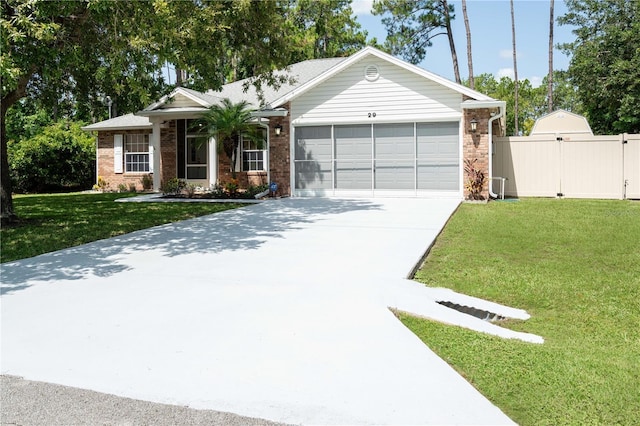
[462,108,491,200]
[268,103,291,196]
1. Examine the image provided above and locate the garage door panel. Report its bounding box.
[375,160,414,189]
[417,163,458,190]
[295,126,332,161]
[294,126,333,190]
[336,160,372,189]
[335,125,372,159]
[374,123,414,160]
[417,123,458,158]
[295,161,332,189]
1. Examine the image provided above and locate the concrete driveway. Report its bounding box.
[1,198,525,425]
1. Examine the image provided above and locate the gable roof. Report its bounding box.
[268,46,493,108]
[81,113,151,131]
[141,46,493,114]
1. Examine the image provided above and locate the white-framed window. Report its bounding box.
[241,132,266,171]
[124,134,150,173]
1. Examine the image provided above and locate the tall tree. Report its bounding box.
[462,0,474,89]
[0,0,293,223]
[510,0,519,135]
[548,0,555,113]
[559,0,640,134]
[372,0,461,82]
[286,0,369,63]
[441,0,461,83]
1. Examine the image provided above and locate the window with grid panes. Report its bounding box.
[124,134,150,172]
[241,135,265,171]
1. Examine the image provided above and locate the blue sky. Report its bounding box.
[352,0,576,87]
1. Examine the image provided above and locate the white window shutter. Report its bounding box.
[148,144,154,173]
[114,134,123,174]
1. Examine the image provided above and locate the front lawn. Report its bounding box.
[407,198,640,425]
[1,192,244,263]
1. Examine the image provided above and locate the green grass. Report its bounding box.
[1,192,244,263]
[407,198,640,425]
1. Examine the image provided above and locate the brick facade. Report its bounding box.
[96,129,153,191]
[160,121,177,184]
[268,103,291,196]
[462,108,490,200]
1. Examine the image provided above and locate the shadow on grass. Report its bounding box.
[0,198,380,295]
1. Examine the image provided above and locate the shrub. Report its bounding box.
[140,174,153,191]
[185,183,198,198]
[161,177,186,195]
[245,184,269,198]
[93,176,110,192]
[117,183,128,193]
[464,158,486,200]
[8,120,96,193]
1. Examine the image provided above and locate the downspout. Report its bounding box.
[488,102,506,198]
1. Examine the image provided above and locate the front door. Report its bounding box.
[186,135,208,183]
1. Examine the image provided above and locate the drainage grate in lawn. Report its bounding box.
[437,301,506,322]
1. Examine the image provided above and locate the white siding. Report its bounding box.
[161,93,202,109]
[291,57,463,125]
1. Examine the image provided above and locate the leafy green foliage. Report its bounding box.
[559,0,640,134]
[8,121,95,193]
[372,0,452,65]
[0,192,244,263]
[463,158,485,200]
[285,0,369,62]
[410,199,640,424]
[0,0,296,220]
[161,177,187,196]
[200,98,264,179]
[470,72,581,136]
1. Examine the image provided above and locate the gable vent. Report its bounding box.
[364,64,379,81]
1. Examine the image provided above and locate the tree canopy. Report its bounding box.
[559,0,640,134]
[0,0,294,222]
[372,0,460,82]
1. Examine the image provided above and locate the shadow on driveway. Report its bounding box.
[0,198,380,295]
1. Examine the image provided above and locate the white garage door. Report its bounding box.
[294,122,459,196]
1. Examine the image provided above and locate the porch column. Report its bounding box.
[209,135,217,187]
[151,121,161,191]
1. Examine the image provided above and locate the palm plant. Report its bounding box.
[200,98,264,179]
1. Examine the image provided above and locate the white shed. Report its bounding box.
[530,109,593,137]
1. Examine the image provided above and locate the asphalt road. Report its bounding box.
[1,375,287,426]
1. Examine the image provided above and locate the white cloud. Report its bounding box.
[530,76,543,88]
[497,68,515,79]
[499,49,524,59]
[352,0,374,15]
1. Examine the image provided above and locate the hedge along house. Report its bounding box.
[83,47,506,199]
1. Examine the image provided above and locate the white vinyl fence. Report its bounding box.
[493,134,640,199]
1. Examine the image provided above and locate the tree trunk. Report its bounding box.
[0,103,17,224]
[1,73,32,224]
[510,0,519,135]
[462,0,474,89]
[548,0,554,113]
[442,0,461,84]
